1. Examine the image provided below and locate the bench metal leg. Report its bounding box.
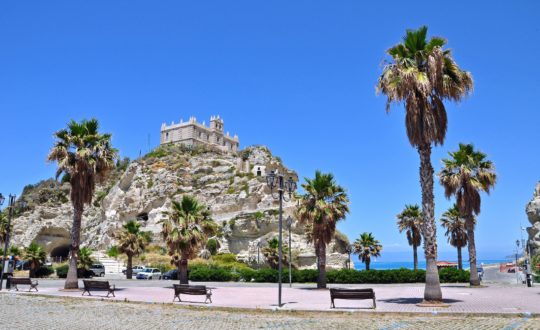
[107,290,115,298]
[173,294,181,302]
[82,290,91,296]
[373,298,376,309]
[205,294,212,304]
[330,299,335,309]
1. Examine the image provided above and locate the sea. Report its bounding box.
[352,259,508,271]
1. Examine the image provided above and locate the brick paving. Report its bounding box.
[1,294,539,329]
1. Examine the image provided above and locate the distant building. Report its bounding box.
[160,115,239,153]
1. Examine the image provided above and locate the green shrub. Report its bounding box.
[149,263,174,274]
[206,239,219,255]
[146,147,169,159]
[189,266,233,281]
[213,253,237,263]
[35,266,54,278]
[252,268,279,282]
[55,264,69,278]
[439,267,470,283]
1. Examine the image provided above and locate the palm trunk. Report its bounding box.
[413,245,418,271]
[65,206,83,289]
[179,259,189,284]
[126,254,133,279]
[317,243,326,289]
[365,257,370,271]
[418,145,442,303]
[30,261,36,278]
[465,216,480,286]
[457,246,463,270]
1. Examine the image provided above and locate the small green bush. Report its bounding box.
[206,239,219,255]
[213,253,237,263]
[439,267,470,283]
[189,266,233,281]
[55,264,69,278]
[35,266,54,278]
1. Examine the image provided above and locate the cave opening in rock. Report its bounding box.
[137,213,149,221]
[50,245,70,261]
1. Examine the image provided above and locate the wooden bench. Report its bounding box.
[10,277,38,292]
[82,280,116,298]
[330,288,376,309]
[173,284,212,303]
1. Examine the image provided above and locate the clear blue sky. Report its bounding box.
[1,1,539,261]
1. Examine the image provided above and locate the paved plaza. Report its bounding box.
[5,278,540,315]
[0,293,538,329]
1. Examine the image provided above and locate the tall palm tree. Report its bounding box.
[377,26,473,302]
[25,242,47,278]
[296,171,349,288]
[438,143,496,286]
[353,232,382,271]
[396,205,423,270]
[47,118,118,289]
[116,220,152,279]
[161,195,217,284]
[440,204,469,270]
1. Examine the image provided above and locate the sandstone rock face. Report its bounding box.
[526,182,540,255]
[12,145,349,269]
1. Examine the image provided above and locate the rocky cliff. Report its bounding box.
[526,182,540,255]
[11,144,349,269]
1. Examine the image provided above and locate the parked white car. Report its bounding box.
[122,265,146,275]
[136,268,162,280]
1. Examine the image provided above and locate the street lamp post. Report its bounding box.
[286,216,293,288]
[0,194,16,291]
[515,239,520,285]
[345,245,353,270]
[266,170,296,307]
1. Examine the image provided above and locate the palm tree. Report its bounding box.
[377,26,473,302]
[77,247,95,273]
[296,171,349,288]
[161,195,217,284]
[47,118,118,289]
[116,220,152,279]
[25,242,46,278]
[353,232,382,270]
[440,204,469,270]
[262,237,289,270]
[438,143,496,286]
[396,205,423,270]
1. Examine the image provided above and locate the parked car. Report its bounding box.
[122,265,146,275]
[90,264,106,277]
[136,268,162,280]
[162,269,178,280]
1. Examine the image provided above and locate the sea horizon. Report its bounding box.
[351,259,509,271]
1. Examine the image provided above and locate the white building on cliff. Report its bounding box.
[160,115,239,152]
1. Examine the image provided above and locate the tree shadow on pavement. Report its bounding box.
[380,297,463,304]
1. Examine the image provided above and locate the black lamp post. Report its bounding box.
[0,194,16,291]
[345,245,353,270]
[266,170,296,307]
[515,239,520,284]
[286,215,293,288]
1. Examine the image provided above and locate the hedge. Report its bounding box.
[188,266,470,284]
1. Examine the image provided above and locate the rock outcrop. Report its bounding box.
[11,144,349,269]
[526,182,540,255]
